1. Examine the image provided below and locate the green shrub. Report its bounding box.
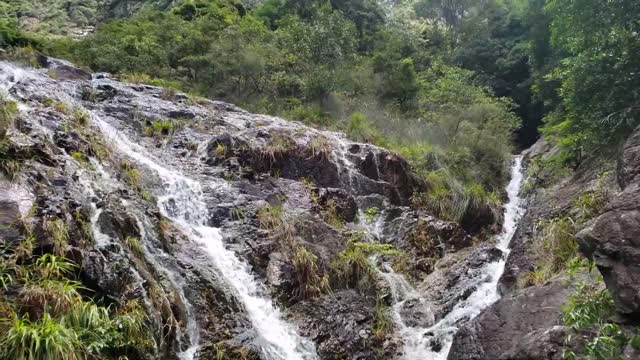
[372,300,393,340]
[561,283,628,360]
[143,120,177,137]
[284,104,332,128]
[332,239,398,290]
[256,204,284,230]
[1,313,82,360]
[70,151,92,169]
[346,112,380,143]
[125,236,144,257]
[292,246,330,300]
[562,283,615,330]
[0,97,18,138]
[413,170,470,222]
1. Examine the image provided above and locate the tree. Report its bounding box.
[543,0,640,155]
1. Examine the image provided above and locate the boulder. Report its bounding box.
[577,126,640,317]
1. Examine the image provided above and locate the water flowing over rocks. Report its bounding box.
[0,56,566,360]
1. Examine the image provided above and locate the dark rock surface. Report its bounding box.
[448,279,573,360]
[578,126,640,318]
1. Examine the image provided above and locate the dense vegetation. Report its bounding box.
[1,0,529,217]
[0,96,152,359]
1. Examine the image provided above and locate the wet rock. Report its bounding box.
[52,64,92,80]
[448,278,573,360]
[266,252,297,304]
[289,290,395,359]
[318,188,357,223]
[398,298,434,328]
[0,200,23,244]
[419,246,503,321]
[500,326,579,360]
[501,138,618,293]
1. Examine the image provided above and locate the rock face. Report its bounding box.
[448,279,573,360]
[500,139,617,292]
[578,126,640,317]
[1,57,507,359]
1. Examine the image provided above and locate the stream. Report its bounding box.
[370,156,525,359]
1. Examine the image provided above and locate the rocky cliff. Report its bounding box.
[449,130,640,359]
[0,57,512,359]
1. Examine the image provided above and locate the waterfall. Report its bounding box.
[92,115,317,360]
[369,156,525,359]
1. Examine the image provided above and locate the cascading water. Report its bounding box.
[367,156,525,359]
[92,114,317,360]
[415,155,525,359]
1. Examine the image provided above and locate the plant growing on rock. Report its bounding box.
[54,101,70,114]
[261,134,295,162]
[322,198,344,229]
[143,120,177,137]
[47,218,69,256]
[561,282,633,360]
[292,246,330,300]
[70,150,92,169]
[520,216,578,288]
[72,108,90,127]
[160,87,177,101]
[307,135,332,160]
[126,236,144,257]
[256,203,284,230]
[372,299,393,340]
[80,86,98,102]
[573,172,612,221]
[412,170,469,222]
[363,207,380,222]
[0,139,22,180]
[0,96,18,138]
[119,161,141,189]
[332,238,399,290]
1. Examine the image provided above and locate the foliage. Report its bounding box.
[1,0,526,232]
[143,120,178,137]
[321,199,344,229]
[126,236,144,257]
[256,203,284,230]
[70,150,92,169]
[372,299,393,339]
[561,282,631,360]
[0,96,18,138]
[291,246,330,300]
[520,216,577,287]
[540,0,640,161]
[332,239,398,290]
[47,218,69,257]
[0,235,152,359]
[346,112,381,144]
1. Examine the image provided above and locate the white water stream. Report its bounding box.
[374,156,525,359]
[92,116,317,360]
